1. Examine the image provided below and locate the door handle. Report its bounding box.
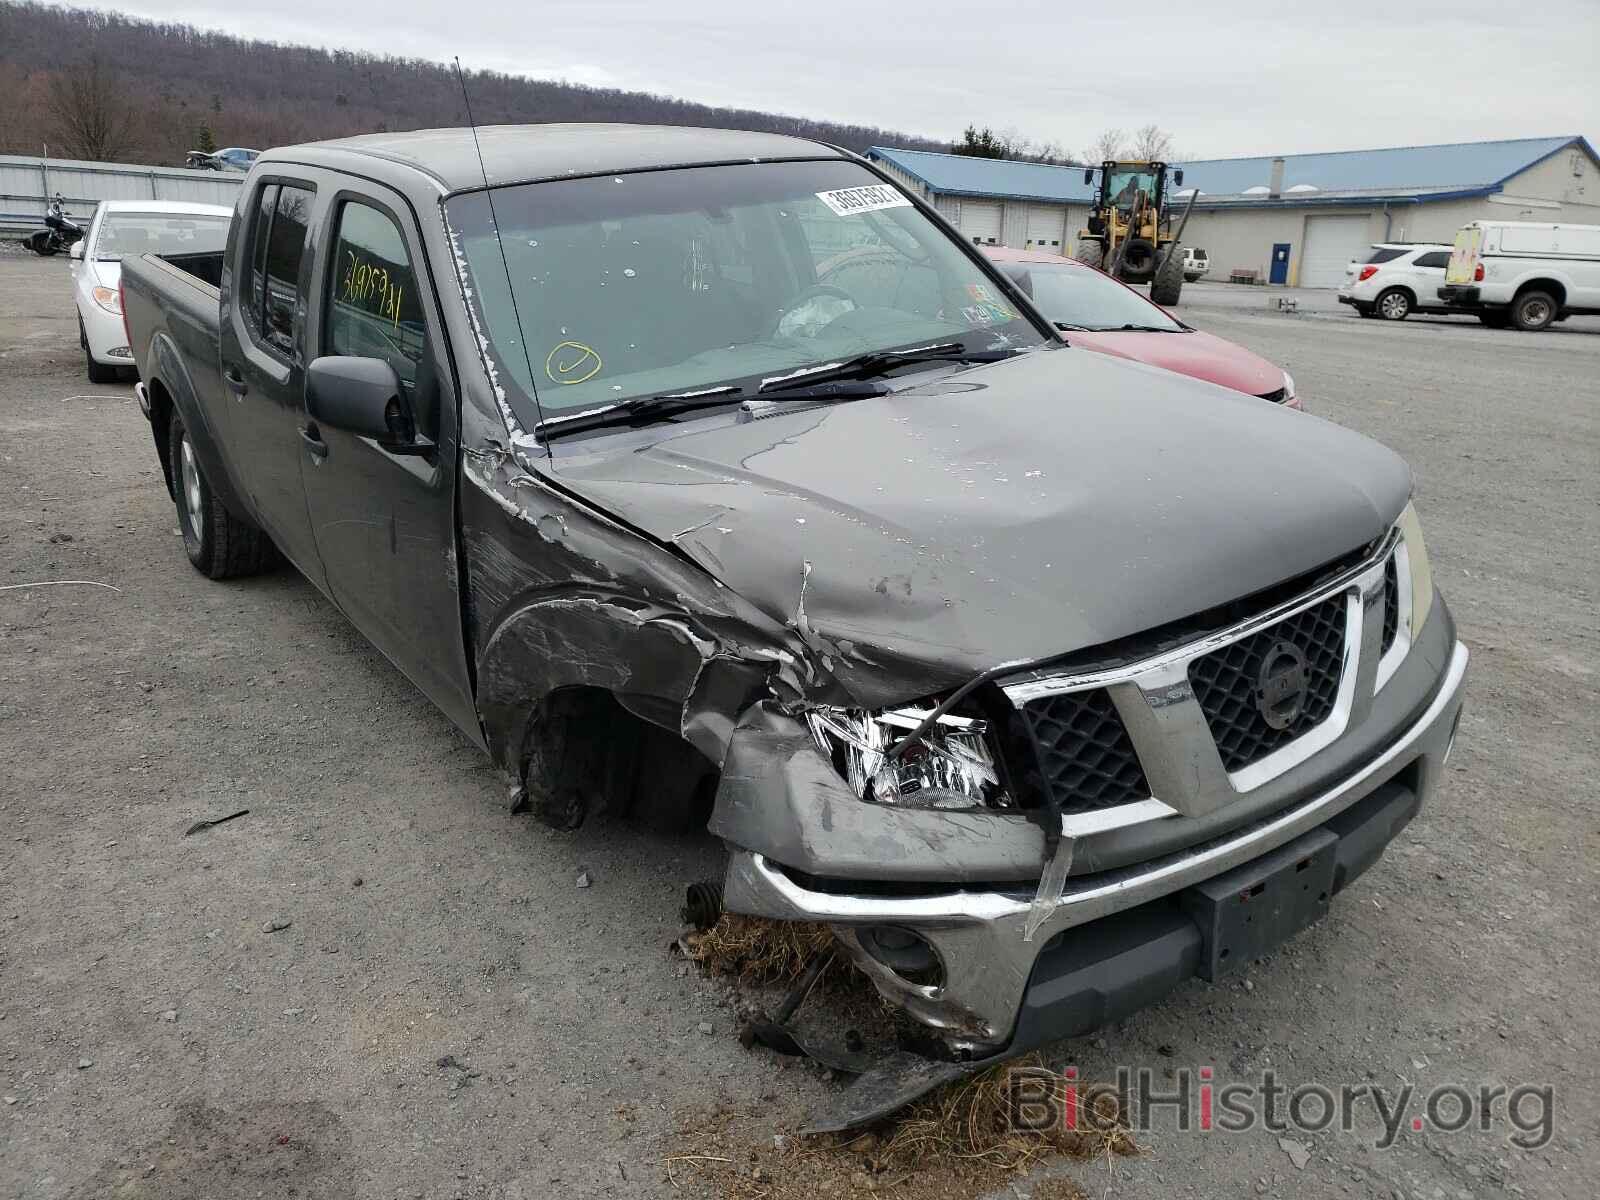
[299,424,328,461]
[223,367,248,397]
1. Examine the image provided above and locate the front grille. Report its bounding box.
[1188,593,1348,772]
[1017,688,1150,813]
[1381,554,1400,654]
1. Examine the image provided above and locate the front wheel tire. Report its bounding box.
[1149,246,1185,306]
[168,411,278,579]
[80,318,119,383]
[1072,239,1105,270]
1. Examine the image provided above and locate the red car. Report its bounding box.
[983,246,1301,409]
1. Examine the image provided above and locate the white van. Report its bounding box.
[1437,221,1600,330]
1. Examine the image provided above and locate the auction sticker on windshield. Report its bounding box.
[815,185,912,217]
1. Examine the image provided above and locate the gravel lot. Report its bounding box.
[2,246,1597,1200]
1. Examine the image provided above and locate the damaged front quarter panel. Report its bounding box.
[459,434,853,789]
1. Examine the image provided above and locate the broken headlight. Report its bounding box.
[806,706,1009,810]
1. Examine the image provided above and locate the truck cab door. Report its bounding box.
[216,178,326,586]
[295,186,478,740]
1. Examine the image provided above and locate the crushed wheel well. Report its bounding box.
[518,686,718,834]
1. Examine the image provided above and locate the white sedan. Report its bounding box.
[70,200,234,382]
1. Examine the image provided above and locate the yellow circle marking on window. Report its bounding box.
[545,341,603,384]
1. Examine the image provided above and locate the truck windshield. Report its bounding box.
[445,160,1045,425]
[93,213,231,262]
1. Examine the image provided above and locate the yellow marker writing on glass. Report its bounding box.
[545,341,602,384]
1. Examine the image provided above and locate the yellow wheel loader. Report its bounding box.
[1075,160,1196,306]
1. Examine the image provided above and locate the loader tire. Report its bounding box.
[1072,239,1104,270]
[1150,246,1185,306]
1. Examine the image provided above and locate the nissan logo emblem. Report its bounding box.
[1256,641,1309,731]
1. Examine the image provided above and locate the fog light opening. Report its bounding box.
[859,925,945,988]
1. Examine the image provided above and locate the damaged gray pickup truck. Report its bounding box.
[122,125,1467,1120]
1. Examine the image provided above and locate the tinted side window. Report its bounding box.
[245,183,279,334]
[1364,247,1407,264]
[1413,251,1451,269]
[325,201,427,388]
[262,185,314,356]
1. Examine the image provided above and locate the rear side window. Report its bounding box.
[241,182,315,357]
[1364,247,1407,264]
[325,201,427,388]
[1413,251,1451,269]
[246,184,277,335]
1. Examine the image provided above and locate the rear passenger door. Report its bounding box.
[297,185,477,737]
[218,177,325,584]
[1409,250,1451,308]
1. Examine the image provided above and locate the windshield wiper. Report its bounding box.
[1088,323,1184,333]
[536,387,747,441]
[758,342,1017,393]
[537,380,890,442]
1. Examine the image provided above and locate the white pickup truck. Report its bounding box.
[1437,220,1600,329]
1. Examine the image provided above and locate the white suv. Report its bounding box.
[1337,244,1453,321]
[1181,247,1209,280]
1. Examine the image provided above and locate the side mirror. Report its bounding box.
[1083,168,1094,185]
[69,241,84,260]
[1173,169,1184,188]
[306,356,433,456]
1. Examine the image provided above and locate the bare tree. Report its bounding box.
[1080,128,1126,165]
[45,56,134,161]
[1129,123,1183,162]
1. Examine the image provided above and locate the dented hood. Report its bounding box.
[547,350,1410,700]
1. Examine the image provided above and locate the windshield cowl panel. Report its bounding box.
[445,160,1047,438]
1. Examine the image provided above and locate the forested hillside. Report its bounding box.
[0,2,949,165]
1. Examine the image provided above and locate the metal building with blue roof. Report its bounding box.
[868,135,1598,288]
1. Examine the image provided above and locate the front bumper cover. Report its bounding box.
[724,639,1467,1053]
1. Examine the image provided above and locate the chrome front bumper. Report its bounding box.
[724,640,1468,1052]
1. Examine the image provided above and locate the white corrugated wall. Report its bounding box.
[0,155,245,234]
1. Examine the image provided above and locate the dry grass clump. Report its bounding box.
[665,1054,1135,1199]
[864,1053,1137,1173]
[679,913,839,984]
[673,916,1137,1197]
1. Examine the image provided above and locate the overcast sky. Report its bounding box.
[90,0,1598,157]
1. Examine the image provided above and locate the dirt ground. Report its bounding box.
[2,244,1597,1200]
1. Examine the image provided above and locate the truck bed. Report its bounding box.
[121,249,228,504]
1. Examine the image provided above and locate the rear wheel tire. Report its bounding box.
[1375,288,1412,320]
[167,411,278,579]
[1072,239,1104,270]
[1509,290,1556,331]
[1150,246,1185,306]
